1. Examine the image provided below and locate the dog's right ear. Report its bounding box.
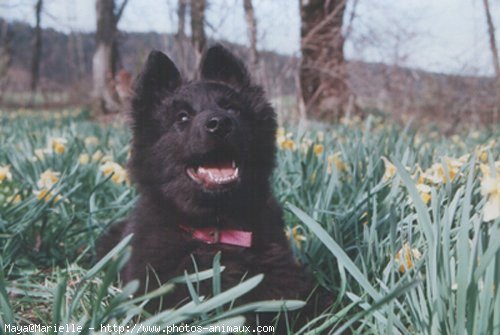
[131,50,181,114]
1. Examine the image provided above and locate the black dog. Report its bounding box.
[99,45,314,330]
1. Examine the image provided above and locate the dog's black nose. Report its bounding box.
[205,115,233,137]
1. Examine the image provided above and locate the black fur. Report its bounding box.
[98,44,318,330]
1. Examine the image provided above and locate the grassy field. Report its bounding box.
[0,109,499,334]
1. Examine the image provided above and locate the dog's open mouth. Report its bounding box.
[187,159,239,189]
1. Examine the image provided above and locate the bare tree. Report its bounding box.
[243,0,259,75]
[30,0,43,97]
[177,0,188,40]
[299,0,356,120]
[175,0,191,76]
[92,0,129,115]
[482,0,500,79]
[0,20,12,103]
[190,0,206,69]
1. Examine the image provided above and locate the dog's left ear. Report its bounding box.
[200,44,251,89]
[132,50,181,111]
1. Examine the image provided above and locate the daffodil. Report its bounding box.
[49,137,68,154]
[280,139,296,151]
[476,140,496,162]
[100,161,128,184]
[422,157,462,184]
[479,162,500,177]
[276,127,286,146]
[381,157,396,181]
[34,188,62,203]
[313,144,324,156]
[84,136,99,146]
[416,183,432,204]
[395,242,422,273]
[327,152,347,174]
[33,148,46,161]
[79,153,90,165]
[360,211,369,225]
[92,150,103,162]
[7,193,22,204]
[481,169,500,222]
[285,226,307,249]
[0,165,12,184]
[37,170,60,189]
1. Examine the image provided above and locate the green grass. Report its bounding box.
[0,109,499,334]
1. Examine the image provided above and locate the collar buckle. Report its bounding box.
[209,228,220,244]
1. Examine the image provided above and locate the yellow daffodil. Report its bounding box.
[277,129,296,151]
[7,193,22,204]
[37,170,60,189]
[34,148,46,161]
[49,137,68,154]
[34,188,62,203]
[285,226,307,249]
[416,183,432,204]
[276,127,285,138]
[422,157,462,184]
[276,127,286,146]
[84,136,99,146]
[79,153,90,165]
[360,211,369,225]
[395,242,422,273]
[0,165,12,184]
[327,152,347,174]
[381,157,396,181]
[476,140,496,162]
[313,144,324,156]
[280,139,296,151]
[100,161,128,184]
[480,162,500,177]
[481,169,500,222]
[92,150,103,162]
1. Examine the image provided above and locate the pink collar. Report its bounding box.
[178,225,252,248]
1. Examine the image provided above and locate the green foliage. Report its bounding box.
[0,109,498,334]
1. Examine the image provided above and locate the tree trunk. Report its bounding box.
[190,0,206,69]
[30,0,43,96]
[177,0,188,40]
[482,0,500,79]
[243,0,259,75]
[92,0,128,115]
[299,0,355,121]
[175,0,190,76]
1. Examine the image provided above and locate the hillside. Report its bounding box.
[0,18,497,123]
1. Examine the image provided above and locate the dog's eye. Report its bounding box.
[177,111,190,123]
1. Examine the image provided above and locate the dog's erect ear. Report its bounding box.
[132,50,181,109]
[200,44,250,89]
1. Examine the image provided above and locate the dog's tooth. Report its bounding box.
[232,160,236,169]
